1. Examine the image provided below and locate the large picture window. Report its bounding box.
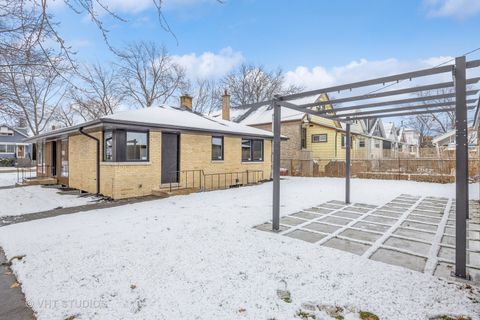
[127,132,148,161]
[211,136,224,160]
[103,130,149,162]
[241,139,263,162]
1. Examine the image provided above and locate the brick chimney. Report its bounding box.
[180,94,193,110]
[222,89,230,121]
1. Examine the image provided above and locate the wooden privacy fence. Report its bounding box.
[281,157,480,183]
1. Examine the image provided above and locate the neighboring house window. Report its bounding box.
[341,135,353,148]
[242,139,263,162]
[212,136,224,160]
[359,138,366,148]
[126,132,148,161]
[301,127,307,149]
[102,130,149,162]
[104,131,114,161]
[374,140,380,148]
[0,145,14,153]
[311,134,327,143]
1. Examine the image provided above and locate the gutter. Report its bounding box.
[79,127,100,195]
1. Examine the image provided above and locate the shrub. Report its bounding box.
[0,158,15,167]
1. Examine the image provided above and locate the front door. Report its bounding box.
[51,141,57,176]
[161,133,179,184]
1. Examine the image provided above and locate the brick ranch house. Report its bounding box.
[26,95,274,199]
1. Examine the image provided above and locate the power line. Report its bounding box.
[365,46,480,96]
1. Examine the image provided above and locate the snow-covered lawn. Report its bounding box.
[0,172,18,187]
[0,178,478,319]
[0,186,98,218]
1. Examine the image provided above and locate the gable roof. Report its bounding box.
[0,124,29,138]
[27,106,275,142]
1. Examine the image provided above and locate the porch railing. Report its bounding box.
[16,166,38,184]
[166,169,266,192]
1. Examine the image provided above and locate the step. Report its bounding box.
[17,177,58,186]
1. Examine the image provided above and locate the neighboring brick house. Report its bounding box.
[0,124,31,160]
[26,96,273,199]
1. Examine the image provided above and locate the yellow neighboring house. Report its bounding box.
[227,94,367,163]
[302,94,363,161]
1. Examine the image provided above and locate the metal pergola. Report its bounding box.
[242,56,480,280]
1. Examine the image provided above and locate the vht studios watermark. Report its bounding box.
[28,299,107,310]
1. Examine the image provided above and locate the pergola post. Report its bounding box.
[345,119,351,204]
[272,96,281,231]
[454,56,469,279]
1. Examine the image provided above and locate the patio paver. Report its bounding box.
[254,194,480,284]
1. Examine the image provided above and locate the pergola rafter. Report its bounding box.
[264,56,480,280]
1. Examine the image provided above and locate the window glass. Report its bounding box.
[0,145,6,153]
[359,138,366,148]
[126,132,148,161]
[312,134,327,143]
[212,136,224,160]
[301,127,307,149]
[104,131,113,161]
[6,145,15,153]
[61,140,68,177]
[252,140,263,161]
[241,139,251,161]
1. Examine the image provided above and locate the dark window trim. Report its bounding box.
[211,135,224,161]
[102,129,150,163]
[311,133,327,143]
[241,138,264,162]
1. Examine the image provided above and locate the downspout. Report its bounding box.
[79,127,100,195]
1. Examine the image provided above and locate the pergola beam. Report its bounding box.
[332,99,477,118]
[302,90,479,114]
[335,105,476,121]
[281,64,455,101]
[298,77,480,109]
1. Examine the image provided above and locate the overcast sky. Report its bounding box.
[51,0,480,90]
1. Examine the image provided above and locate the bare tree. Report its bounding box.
[69,63,124,120]
[188,78,222,114]
[403,116,435,147]
[221,63,303,107]
[415,88,456,135]
[118,42,189,108]
[2,63,68,135]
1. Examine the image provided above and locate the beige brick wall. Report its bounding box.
[68,129,272,199]
[180,133,272,190]
[68,132,101,194]
[253,121,301,160]
[100,131,162,199]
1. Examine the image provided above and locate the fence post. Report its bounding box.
[454,55,469,279]
[345,119,351,204]
[272,96,281,231]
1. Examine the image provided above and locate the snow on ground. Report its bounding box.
[0,172,18,187]
[0,186,98,218]
[0,178,479,320]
